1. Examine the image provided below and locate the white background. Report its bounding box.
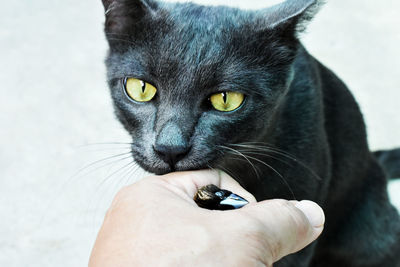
[1,0,399,266]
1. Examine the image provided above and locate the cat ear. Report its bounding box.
[101,0,158,36]
[261,0,322,34]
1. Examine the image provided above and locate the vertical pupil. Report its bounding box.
[222,92,227,103]
[140,81,146,93]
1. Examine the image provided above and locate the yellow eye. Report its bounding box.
[210,91,244,112]
[125,78,157,102]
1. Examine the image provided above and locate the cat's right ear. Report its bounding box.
[101,0,158,37]
[260,0,322,36]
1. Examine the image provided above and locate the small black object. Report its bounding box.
[194,184,249,210]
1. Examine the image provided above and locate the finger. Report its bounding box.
[240,199,325,264]
[160,169,257,203]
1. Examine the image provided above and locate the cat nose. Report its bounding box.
[154,121,191,168]
[153,144,191,167]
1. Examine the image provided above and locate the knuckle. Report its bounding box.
[234,213,275,264]
[264,200,312,255]
[285,204,314,248]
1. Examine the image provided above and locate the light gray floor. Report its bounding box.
[1,0,399,266]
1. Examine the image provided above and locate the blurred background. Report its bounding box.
[1,0,399,266]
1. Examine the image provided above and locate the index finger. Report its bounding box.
[160,169,257,204]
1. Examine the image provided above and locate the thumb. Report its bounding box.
[240,199,325,265]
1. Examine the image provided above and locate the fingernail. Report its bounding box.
[295,200,325,228]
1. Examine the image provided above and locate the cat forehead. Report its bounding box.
[153,3,252,61]
[163,3,251,30]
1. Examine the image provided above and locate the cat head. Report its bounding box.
[101,0,320,175]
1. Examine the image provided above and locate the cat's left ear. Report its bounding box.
[101,0,158,36]
[259,0,322,35]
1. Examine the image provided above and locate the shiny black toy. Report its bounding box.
[194,184,249,210]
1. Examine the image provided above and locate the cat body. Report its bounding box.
[271,47,400,266]
[101,0,400,265]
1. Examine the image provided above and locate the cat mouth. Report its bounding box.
[137,160,209,175]
[131,148,214,175]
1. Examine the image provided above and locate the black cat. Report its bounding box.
[100,0,400,265]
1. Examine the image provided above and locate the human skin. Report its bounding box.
[89,170,324,267]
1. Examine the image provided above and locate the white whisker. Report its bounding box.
[219,145,261,182]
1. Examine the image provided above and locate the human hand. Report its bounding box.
[89,170,324,267]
